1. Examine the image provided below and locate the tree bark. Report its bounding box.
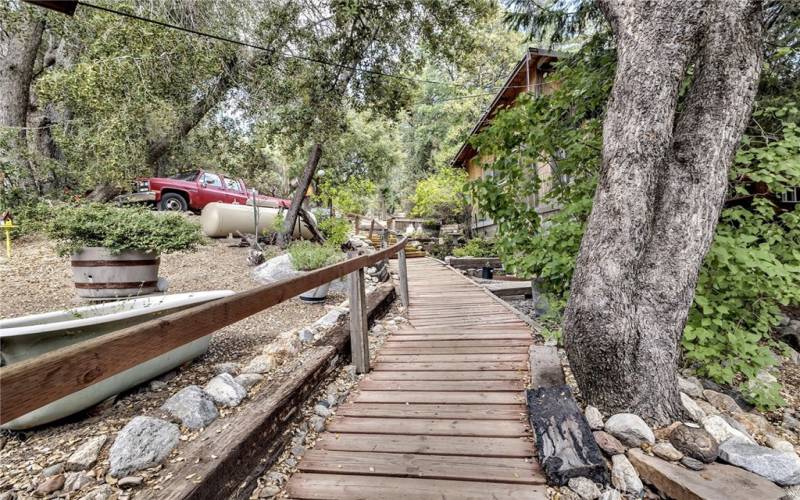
[563,0,763,424]
[278,143,323,247]
[0,12,45,194]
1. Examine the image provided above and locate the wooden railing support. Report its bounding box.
[398,249,410,307]
[348,264,370,374]
[368,219,375,240]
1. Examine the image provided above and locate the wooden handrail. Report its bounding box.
[0,237,407,424]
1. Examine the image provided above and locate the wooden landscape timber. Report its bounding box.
[155,282,396,500]
[0,238,407,424]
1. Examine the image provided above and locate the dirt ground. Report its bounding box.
[0,234,346,493]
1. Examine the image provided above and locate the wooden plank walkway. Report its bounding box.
[286,258,545,499]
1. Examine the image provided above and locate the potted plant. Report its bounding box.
[287,241,344,303]
[47,203,205,298]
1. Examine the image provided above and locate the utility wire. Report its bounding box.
[75,0,543,95]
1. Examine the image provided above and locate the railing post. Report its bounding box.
[398,248,410,307]
[348,259,370,374]
[354,215,360,235]
[368,219,375,240]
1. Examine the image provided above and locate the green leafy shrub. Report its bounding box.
[46,203,205,256]
[453,237,497,258]
[287,241,344,271]
[316,215,351,247]
[4,201,54,239]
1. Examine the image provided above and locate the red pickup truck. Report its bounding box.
[123,170,290,212]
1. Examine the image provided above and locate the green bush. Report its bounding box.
[316,215,351,247]
[46,203,205,256]
[287,241,344,271]
[453,237,497,258]
[4,201,54,239]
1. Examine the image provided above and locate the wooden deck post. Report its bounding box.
[398,249,410,307]
[348,261,370,374]
[368,219,375,240]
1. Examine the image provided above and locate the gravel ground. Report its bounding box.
[0,234,346,495]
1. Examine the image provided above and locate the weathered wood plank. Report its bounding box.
[527,387,607,486]
[359,379,525,392]
[354,390,525,405]
[373,361,528,371]
[327,417,529,437]
[376,353,528,363]
[297,450,545,484]
[336,403,527,420]
[315,433,535,457]
[382,339,531,348]
[389,333,530,341]
[286,473,547,500]
[366,370,525,381]
[380,346,529,355]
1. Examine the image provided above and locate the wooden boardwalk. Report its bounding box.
[286,258,546,499]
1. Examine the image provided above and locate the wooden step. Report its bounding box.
[297,450,545,484]
[286,473,547,500]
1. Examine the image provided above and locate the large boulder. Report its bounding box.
[718,440,800,486]
[161,386,218,429]
[109,417,180,477]
[604,413,655,448]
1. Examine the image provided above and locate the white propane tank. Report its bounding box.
[199,202,315,239]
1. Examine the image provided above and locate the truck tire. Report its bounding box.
[159,192,188,212]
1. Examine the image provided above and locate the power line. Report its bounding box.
[76,1,532,95]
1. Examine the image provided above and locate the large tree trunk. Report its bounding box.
[0,12,44,194]
[278,143,323,247]
[563,0,763,425]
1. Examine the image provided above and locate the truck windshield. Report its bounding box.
[169,171,199,181]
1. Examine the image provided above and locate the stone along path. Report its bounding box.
[285,258,546,499]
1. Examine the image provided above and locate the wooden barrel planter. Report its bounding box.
[71,247,160,299]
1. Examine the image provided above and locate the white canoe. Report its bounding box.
[0,290,234,430]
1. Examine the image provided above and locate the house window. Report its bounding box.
[781,187,800,203]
